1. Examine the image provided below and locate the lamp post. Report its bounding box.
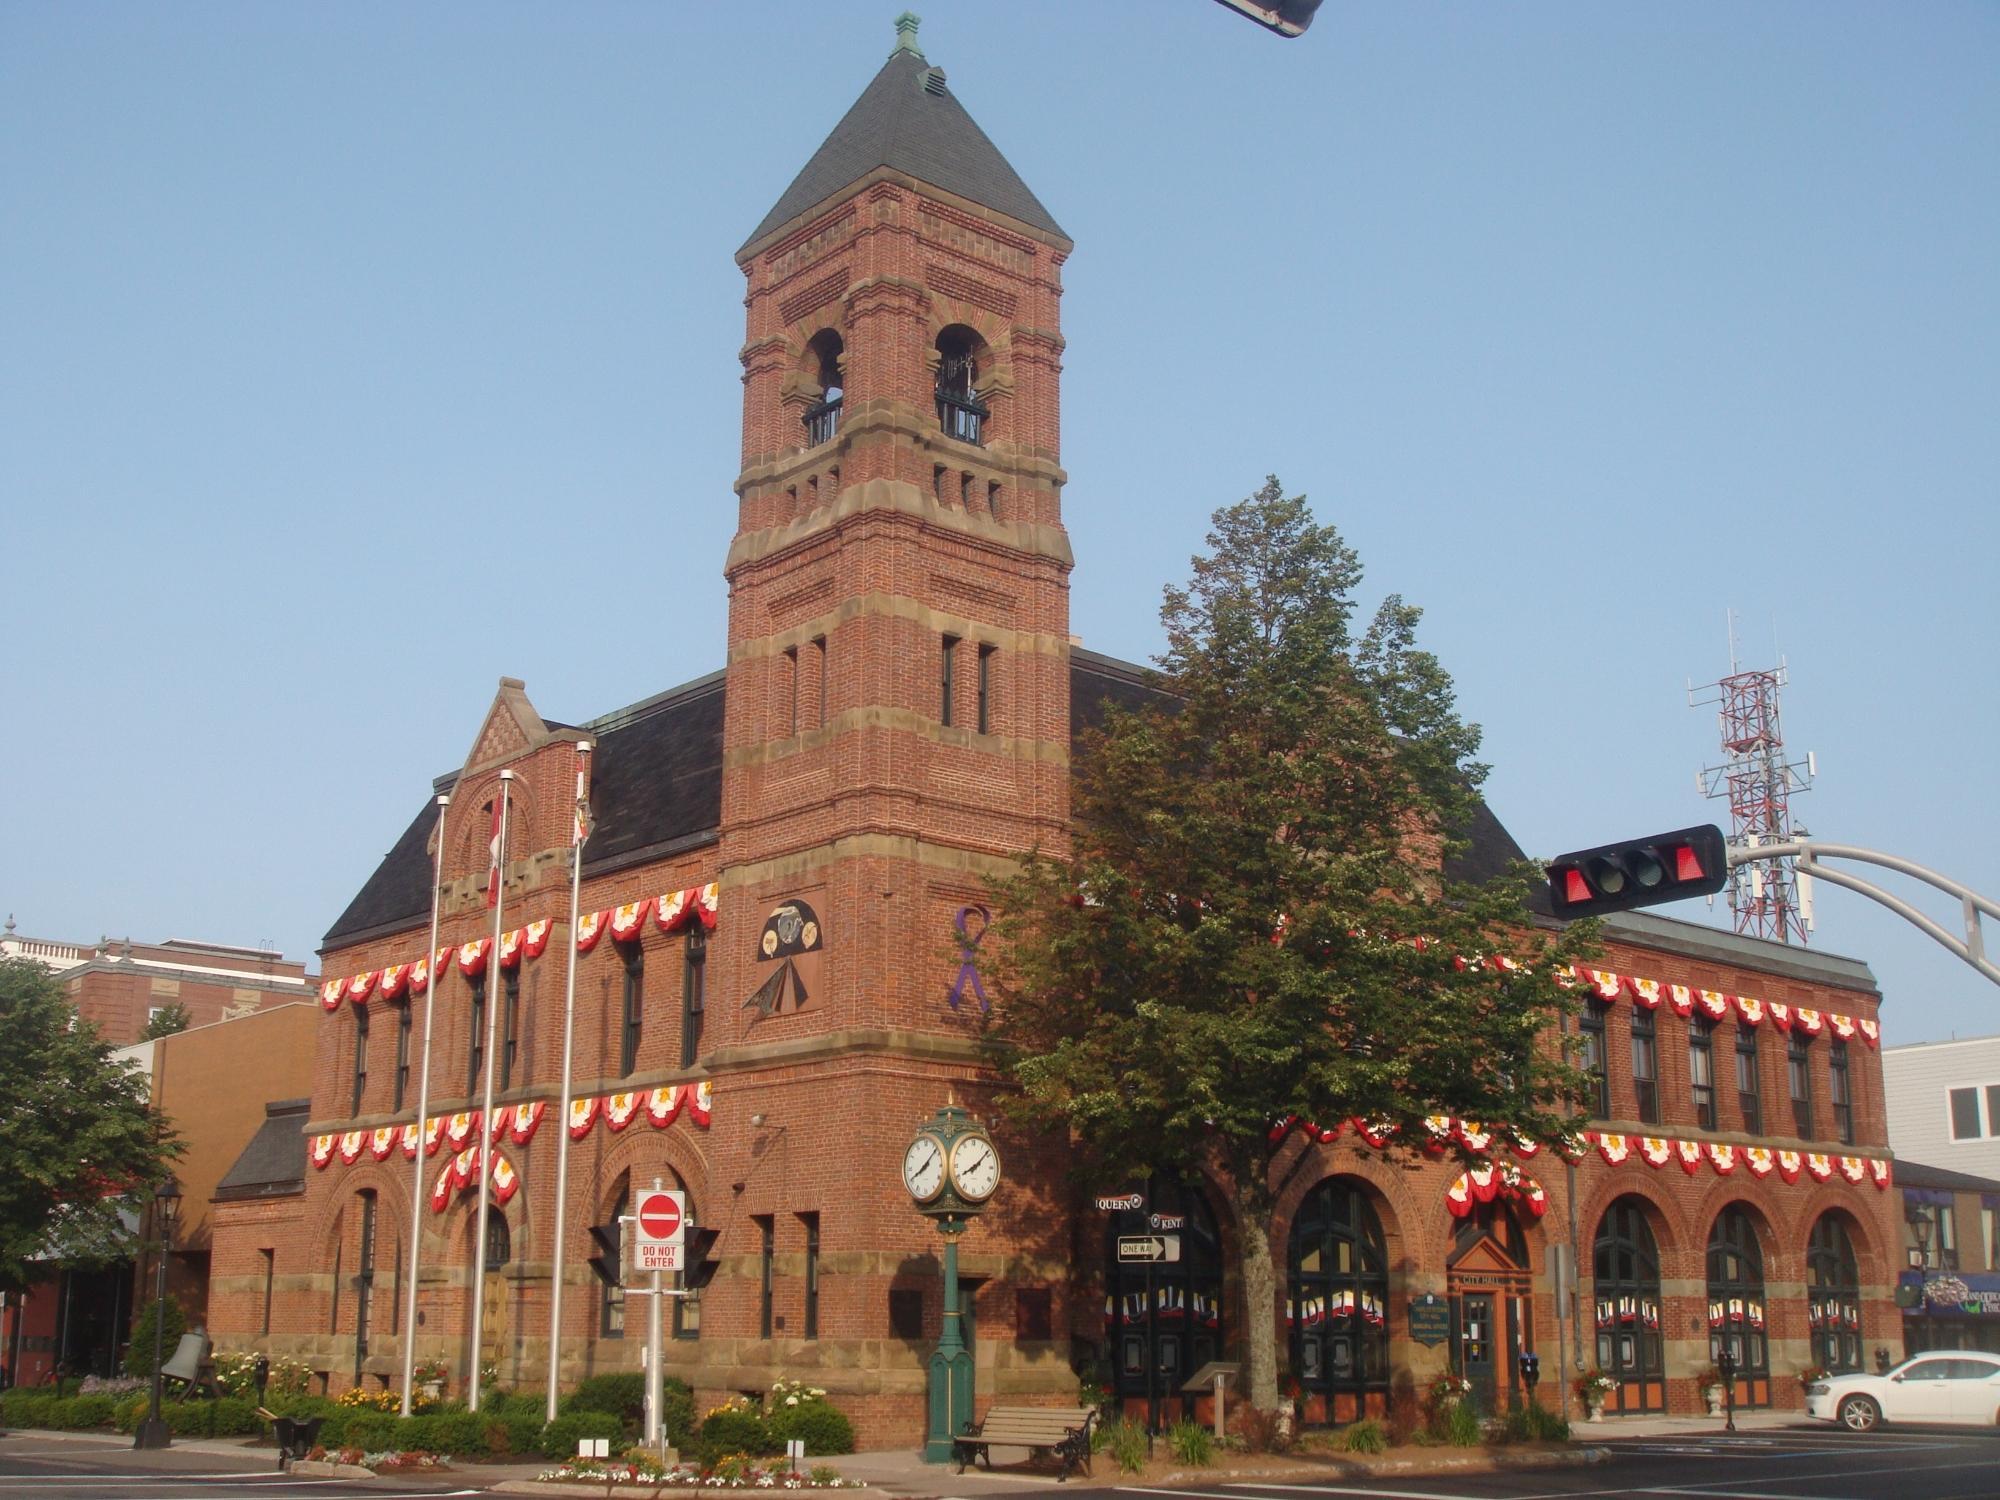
[1908,1206,1934,1269]
[133,1176,182,1451]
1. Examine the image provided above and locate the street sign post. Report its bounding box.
[634,1190,685,1271]
[1117,1235,1181,1263]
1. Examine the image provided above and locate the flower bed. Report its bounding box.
[534,1456,863,1489]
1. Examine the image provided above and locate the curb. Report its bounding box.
[491,1486,891,1498]
[285,1458,377,1479]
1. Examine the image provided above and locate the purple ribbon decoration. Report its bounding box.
[948,904,990,1012]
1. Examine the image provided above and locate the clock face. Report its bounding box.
[948,1132,1001,1202]
[903,1135,945,1203]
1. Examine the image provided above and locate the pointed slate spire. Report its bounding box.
[741,18,1066,251]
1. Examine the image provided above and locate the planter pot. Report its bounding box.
[1585,1397,1605,1423]
[1704,1388,1724,1417]
[418,1380,444,1403]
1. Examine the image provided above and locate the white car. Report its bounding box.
[1804,1350,2000,1430]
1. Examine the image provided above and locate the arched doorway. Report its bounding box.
[1288,1178,1390,1425]
[1706,1206,1771,1408]
[469,1207,512,1380]
[1592,1197,1665,1413]
[1807,1214,1864,1374]
[1103,1177,1224,1427]
[1447,1199,1532,1416]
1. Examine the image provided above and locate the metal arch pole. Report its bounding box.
[545,741,592,1423]
[1728,839,2000,987]
[399,793,450,1418]
[468,771,513,1412]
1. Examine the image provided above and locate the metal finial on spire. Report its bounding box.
[893,11,924,59]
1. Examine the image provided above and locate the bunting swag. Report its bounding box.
[1266,1115,1890,1198]
[430,1148,521,1214]
[1563,963,1877,1047]
[318,891,715,1012]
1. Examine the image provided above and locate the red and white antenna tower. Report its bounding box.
[1690,617,1817,944]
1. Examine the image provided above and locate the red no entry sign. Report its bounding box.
[637,1191,684,1245]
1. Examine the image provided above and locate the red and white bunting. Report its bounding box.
[575,911,607,953]
[1776,1149,1804,1183]
[524,920,553,959]
[1639,1137,1672,1169]
[1838,1155,1866,1183]
[568,1096,600,1138]
[444,1111,480,1151]
[449,1147,479,1190]
[1420,1116,1454,1154]
[1858,1017,1880,1048]
[369,1126,398,1162]
[1870,1158,1892,1189]
[1828,1013,1856,1041]
[430,1161,454,1212]
[491,1153,520,1205]
[508,1100,546,1145]
[1455,1121,1493,1154]
[647,1088,683,1129]
[1696,990,1730,1022]
[456,938,492,977]
[609,900,653,943]
[1674,1139,1704,1176]
[320,979,345,1010]
[401,1122,425,1160]
[604,1091,645,1131]
[311,1134,336,1168]
[1707,1142,1738,1174]
[1744,1147,1775,1178]
[378,963,409,1002]
[657,883,720,934]
[1805,1152,1835,1182]
[498,929,524,970]
[1579,967,1623,1002]
[1735,994,1764,1027]
[337,1130,366,1166]
[1595,1132,1631,1165]
[1629,977,1663,1009]
[1666,985,1694,1019]
[346,971,378,1006]
[1446,1173,1474,1217]
[409,956,432,996]
[1352,1118,1396,1149]
[687,1080,713,1127]
[1794,1007,1825,1037]
[423,1117,442,1157]
[1768,1002,1793,1032]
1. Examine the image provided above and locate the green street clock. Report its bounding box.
[905,1101,998,1461]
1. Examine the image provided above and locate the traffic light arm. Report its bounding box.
[1732,839,2000,988]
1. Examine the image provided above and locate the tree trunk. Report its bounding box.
[1231,1171,1281,1412]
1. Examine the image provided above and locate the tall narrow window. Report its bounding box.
[783,646,799,736]
[1630,1007,1658,1124]
[329,1239,342,1334]
[620,944,644,1077]
[351,1006,370,1114]
[1736,1026,1762,1135]
[756,1215,775,1338]
[501,969,521,1091]
[259,1249,275,1336]
[353,1191,378,1376]
[1950,1086,1982,1140]
[940,635,959,726]
[935,326,987,445]
[976,644,996,734]
[681,928,706,1068]
[800,1212,820,1340]
[601,1177,628,1338]
[467,980,486,1093]
[1689,1019,1717,1131]
[1829,1040,1853,1145]
[672,1178,702,1339]
[811,636,827,730]
[394,1002,412,1111]
[1580,1002,1610,1118]
[1789,1033,1814,1137]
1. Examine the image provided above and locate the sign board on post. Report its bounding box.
[1095,1193,1144,1212]
[1116,1235,1181,1264]
[1408,1291,1449,1347]
[634,1189,686,1273]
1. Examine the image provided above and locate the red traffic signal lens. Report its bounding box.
[1547,825,1729,918]
[1674,843,1709,882]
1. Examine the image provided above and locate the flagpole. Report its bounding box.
[545,741,593,1422]
[398,793,450,1418]
[467,769,513,1413]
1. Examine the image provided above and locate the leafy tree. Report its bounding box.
[140,1002,191,1040]
[0,959,180,1294]
[986,477,1594,1412]
[122,1293,187,1378]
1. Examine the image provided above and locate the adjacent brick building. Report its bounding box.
[207,20,1905,1442]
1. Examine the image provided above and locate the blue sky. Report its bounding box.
[3,3,1994,1046]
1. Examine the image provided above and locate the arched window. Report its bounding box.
[935,326,988,445]
[601,1174,628,1338]
[1103,1177,1224,1420]
[1592,1198,1664,1412]
[1288,1178,1389,1423]
[1706,1207,1770,1406]
[671,1173,702,1340]
[803,330,844,446]
[1807,1214,1863,1373]
[484,1208,511,1269]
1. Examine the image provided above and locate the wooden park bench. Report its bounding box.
[954,1405,1098,1481]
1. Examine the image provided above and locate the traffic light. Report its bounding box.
[1547,824,1729,919]
[586,1218,622,1288]
[682,1227,722,1292]
[1210,0,1323,38]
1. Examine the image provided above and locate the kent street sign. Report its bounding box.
[1117,1234,1182,1264]
[1149,1213,1185,1231]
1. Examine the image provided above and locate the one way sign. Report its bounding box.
[1117,1234,1182,1264]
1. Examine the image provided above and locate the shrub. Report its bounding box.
[1166,1418,1212,1466]
[78,1375,146,1399]
[661,1377,696,1451]
[1233,1404,1291,1454]
[1443,1399,1482,1447]
[0,1393,119,1431]
[539,1408,623,1461]
[1341,1417,1388,1454]
[343,1413,397,1452]
[767,1398,854,1457]
[1501,1401,1570,1443]
[121,1297,188,1379]
[696,1402,774,1463]
[1104,1418,1147,1474]
[568,1372,646,1425]
[420,1410,489,1455]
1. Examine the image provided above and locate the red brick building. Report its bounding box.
[208,22,1904,1441]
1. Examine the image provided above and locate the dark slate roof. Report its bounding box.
[213,1098,310,1202]
[742,45,1066,251]
[325,654,1533,948]
[1893,1159,2000,1194]
[322,672,725,949]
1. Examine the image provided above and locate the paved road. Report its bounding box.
[0,1430,483,1498]
[1056,1425,2000,1500]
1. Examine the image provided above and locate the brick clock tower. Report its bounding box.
[711,15,1076,1427]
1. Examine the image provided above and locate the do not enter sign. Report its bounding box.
[635,1189,685,1271]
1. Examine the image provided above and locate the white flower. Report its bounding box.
[786,1395,799,1406]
